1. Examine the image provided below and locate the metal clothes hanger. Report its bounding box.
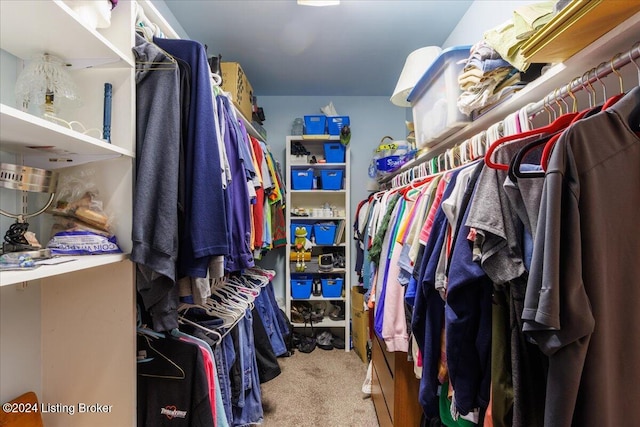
[594,62,608,104]
[582,69,597,108]
[601,55,626,110]
[630,42,640,85]
[176,317,222,344]
[137,335,186,379]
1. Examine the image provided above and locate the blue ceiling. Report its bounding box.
[159,0,473,97]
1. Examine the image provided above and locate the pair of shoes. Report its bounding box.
[333,254,345,269]
[290,305,305,323]
[311,301,326,322]
[316,331,333,350]
[292,301,314,323]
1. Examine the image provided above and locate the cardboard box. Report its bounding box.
[351,286,369,364]
[352,309,369,364]
[351,285,366,312]
[220,62,254,120]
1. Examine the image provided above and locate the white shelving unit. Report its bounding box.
[0,1,136,425]
[285,135,351,347]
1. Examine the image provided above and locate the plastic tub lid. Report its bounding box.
[406,45,472,104]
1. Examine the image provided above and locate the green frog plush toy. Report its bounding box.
[294,226,312,272]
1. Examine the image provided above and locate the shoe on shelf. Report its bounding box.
[311,301,326,322]
[329,305,345,321]
[292,301,313,323]
[333,254,345,269]
[325,302,337,317]
[290,306,305,324]
[316,331,333,350]
[329,300,345,321]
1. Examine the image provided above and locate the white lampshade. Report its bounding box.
[390,46,442,107]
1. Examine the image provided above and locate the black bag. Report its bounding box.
[278,308,296,357]
[297,334,316,354]
[296,318,316,353]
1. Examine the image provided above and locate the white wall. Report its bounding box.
[1,283,42,403]
[258,95,406,302]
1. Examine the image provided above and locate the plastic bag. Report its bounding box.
[362,361,373,394]
[46,230,122,255]
[49,170,113,233]
[369,136,417,177]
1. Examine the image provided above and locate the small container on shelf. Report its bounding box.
[290,155,309,164]
[290,223,313,243]
[327,116,350,135]
[320,169,344,190]
[291,117,304,135]
[321,278,344,298]
[291,275,313,299]
[304,115,327,135]
[314,222,337,245]
[291,169,314,190]
[323,142,346,163]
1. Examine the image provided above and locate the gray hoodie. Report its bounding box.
[132,34,181,331]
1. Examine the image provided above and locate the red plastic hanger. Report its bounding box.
[485,111,578,170]
[539,93,624,170]
[539,107,594,171]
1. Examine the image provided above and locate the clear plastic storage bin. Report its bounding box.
[408,46,471,149]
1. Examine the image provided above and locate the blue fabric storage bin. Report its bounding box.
[327,116,350,135]
[314,223,337,244]
[291,169,314,190]
[290,223,313,243]
[291,276,313,299]
[320,169,343,190]
[304,115,326,134]
[321,278,344,298]
[323,142,345,163]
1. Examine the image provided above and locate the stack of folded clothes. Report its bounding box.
[457,41,525,116]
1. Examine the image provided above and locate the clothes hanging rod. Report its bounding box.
[526,41,640,117]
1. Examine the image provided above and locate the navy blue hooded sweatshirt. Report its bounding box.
[154,37,229,279]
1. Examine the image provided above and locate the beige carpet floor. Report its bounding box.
[259,348,379,426]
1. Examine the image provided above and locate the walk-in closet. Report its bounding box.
[1,1,639,426]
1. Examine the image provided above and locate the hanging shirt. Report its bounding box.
[412,170,459,418]
[154,37,229,278]
[132,35,182,331]
[218,96,254,273]
[137,335,214,427]
[523,87,640,427]
[445,181,492,417]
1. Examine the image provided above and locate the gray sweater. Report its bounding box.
[132,34,181,331]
